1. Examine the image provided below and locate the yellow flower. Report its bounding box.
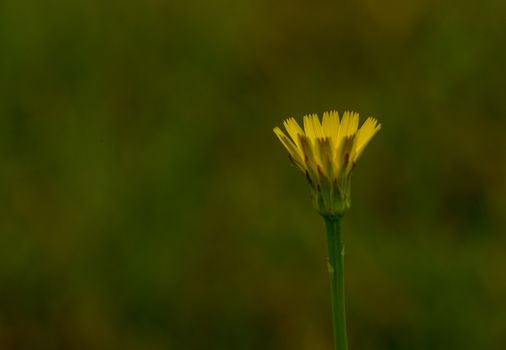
[274,111,381,218]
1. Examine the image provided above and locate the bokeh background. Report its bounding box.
[1,0,506,349]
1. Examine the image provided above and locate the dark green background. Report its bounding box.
[1,1,505,349]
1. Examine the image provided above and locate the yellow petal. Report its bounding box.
[322,110,339,140]
[311,114,324,139]
[283,117,305,159]
[317,137,333,178]
[303,115,316,140]
[273,127,305,170]
[283,117,304,144]
[353,117,381,161]
[339,111,359,138]
[299,134,320,183]
[334,135,356,176]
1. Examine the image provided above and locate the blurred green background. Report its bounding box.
[1,0,505,349]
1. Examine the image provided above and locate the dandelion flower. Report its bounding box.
[273,110,381,218]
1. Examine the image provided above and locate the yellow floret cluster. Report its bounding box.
[274,111,381,218]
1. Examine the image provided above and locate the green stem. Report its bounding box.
[324,217,348,350]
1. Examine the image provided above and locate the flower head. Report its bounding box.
[274,111,381,218]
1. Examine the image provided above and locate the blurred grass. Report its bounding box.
[0,0,505,349]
